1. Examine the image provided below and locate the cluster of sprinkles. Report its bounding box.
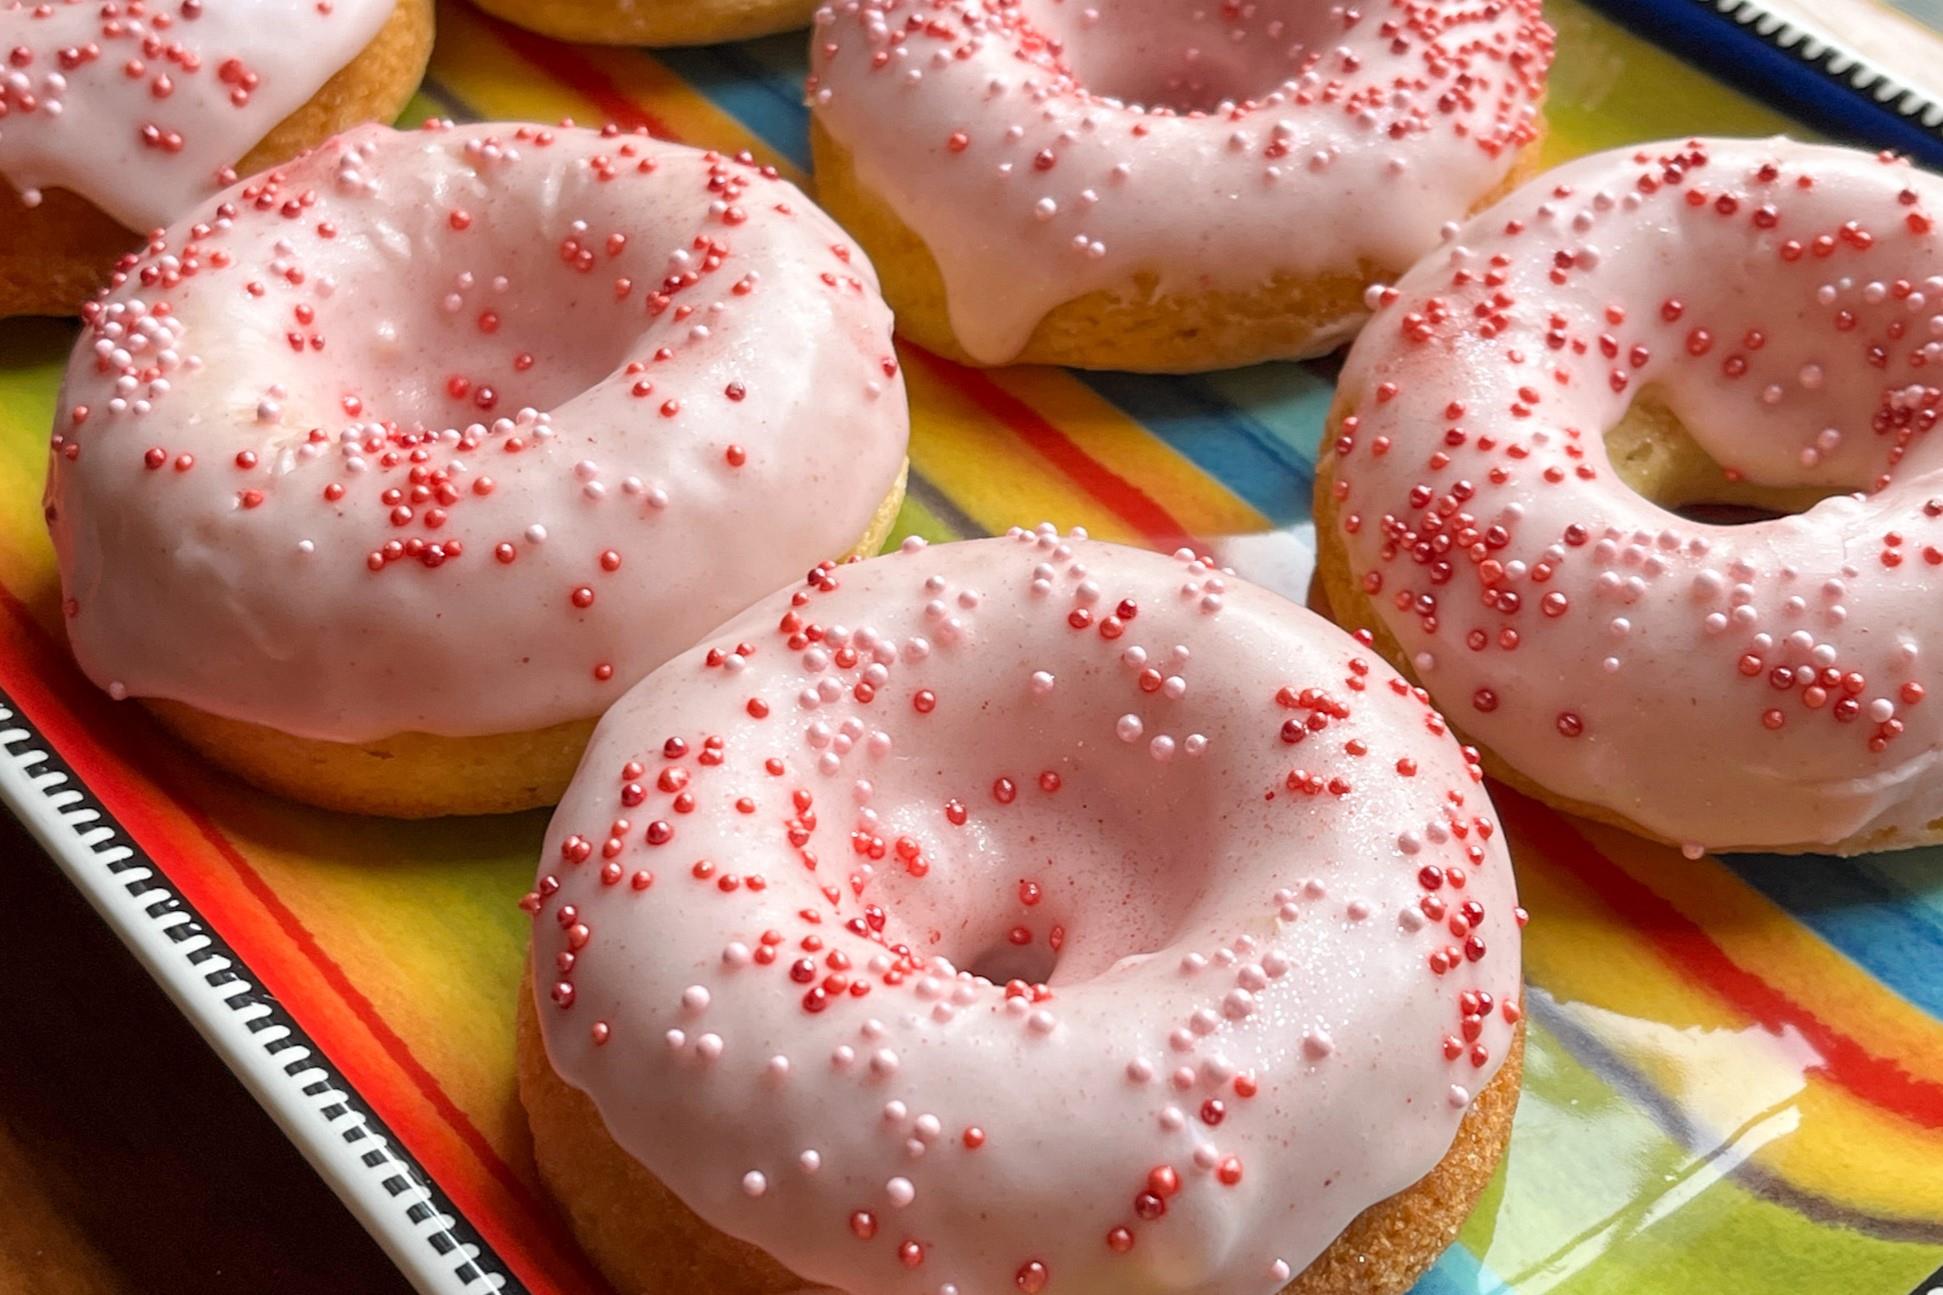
[1330,138,1943,852]
[528,528,1523,1293]
[0,0,394,229]
[808,0,1552,361]
[45,120,906,740]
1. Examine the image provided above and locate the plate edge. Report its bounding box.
[1582,0,1943,164]
[0,689,527,1295]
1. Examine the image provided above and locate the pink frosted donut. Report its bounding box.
[0,0,395,229]
[807,0,1553,369]
[1319,137,1943,855]
[0,0,433,316]
[524,530,1524,1294]
[44,121,910,815]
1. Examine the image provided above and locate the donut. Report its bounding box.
[0,0,433,318]
[519,529,1525,1295]
[468,0,816,49]
[1317,137,1943,857]
[44,121,911,818]
[806,0,1553,372]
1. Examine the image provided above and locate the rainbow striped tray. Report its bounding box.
[3,2,1941,1292]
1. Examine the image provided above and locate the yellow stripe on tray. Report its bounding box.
[1505,794,1943,1226]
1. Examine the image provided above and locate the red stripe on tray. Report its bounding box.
[481,23,1203,553]
[1506,791,1943,1131]
[476,13,680,139]
[477,14,676,139]
[0,586,605,1295]
[903,347,1201,551]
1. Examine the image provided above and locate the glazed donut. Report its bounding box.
[520,530,1525,1295]
[44,121,910,818]
[1318,137,1943,856]
[468,0,816,49]
[0,0,433,318]
[807,0,1553,372]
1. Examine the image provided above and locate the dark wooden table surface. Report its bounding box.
[0,809,412,1294]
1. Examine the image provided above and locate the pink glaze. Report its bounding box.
[1330,138,1943,853]
[531,529,1522,1295]
[0,0,394,231]
[808,0,1552,364]
[45,122,909,742]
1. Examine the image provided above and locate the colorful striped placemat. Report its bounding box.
[0,2,1938,1292]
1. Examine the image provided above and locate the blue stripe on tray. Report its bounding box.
[1579,0,1943,166]
[656,37,812,166]
[1414,1241,1511,1295]
[1718,852,1943,1019]
[1082,369,1322,524]
[1860,855,1943,930]
[903,467,984,541]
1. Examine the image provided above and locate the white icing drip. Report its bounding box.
[810,0,1551,362]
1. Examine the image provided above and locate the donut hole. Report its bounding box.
[1030,0,1331,114]
[1604,389,1855,525]
[857,774,1221,990]
[1670,501,1793,527]
[322,279,650,430]
[964,937,1060,988]
[278,175,719,433]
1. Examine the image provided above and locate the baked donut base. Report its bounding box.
[467,0,816,47]
[515,971,1524,1295]
[0,0,435,319]
[1313,397,1941,857]
[141,464,907,819]
[808,120,1547,374]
